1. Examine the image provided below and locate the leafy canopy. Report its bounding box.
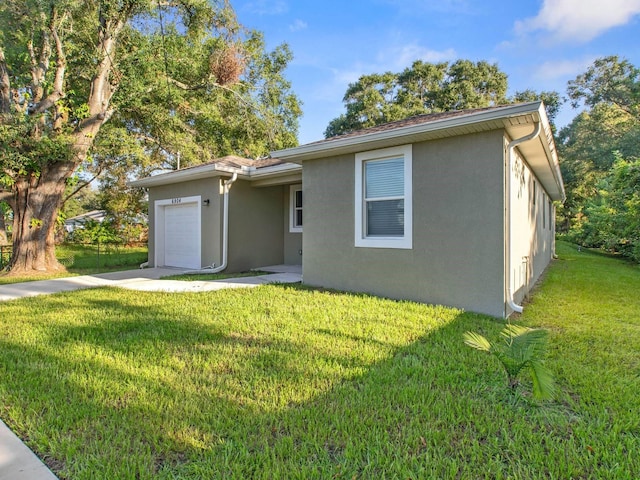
[557,55,640,262]
[324,59,561,138]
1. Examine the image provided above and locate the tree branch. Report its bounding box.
[62,170,102,206]
[30,8,67,116]
[0,47,11,117]
[28,29,51,106]
[0,191,14,205]
[167,76,255,110]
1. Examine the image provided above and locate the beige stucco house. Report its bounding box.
[131,101,564,318]
[130,156,303,272]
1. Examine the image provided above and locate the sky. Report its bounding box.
[234,0,640,145]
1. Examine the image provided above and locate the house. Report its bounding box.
[129,156,303,272]
[64,210,107,233]
[130,101,564,318]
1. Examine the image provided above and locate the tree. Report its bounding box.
[324,60,511,137]
[567,55,639,117]
[557,56,639,245]
[0,0,301,274]
[511,89,563,132]
[571,156,640,261]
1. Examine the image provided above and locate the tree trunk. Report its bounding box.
[8,162,75,274]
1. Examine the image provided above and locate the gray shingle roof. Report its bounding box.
[309,105,518,145]
[177,155,287,172]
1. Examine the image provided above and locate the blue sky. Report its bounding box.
[235,0,640,144]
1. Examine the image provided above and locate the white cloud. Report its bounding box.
[242,0,288,16]
[532,57,597,81]
[515,0,640,43]
[327,45,457,89]
[312,45,457,107]
[289,19,307,32]
[377,45,457,68]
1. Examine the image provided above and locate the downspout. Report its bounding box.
[213,172,238,272]
[505,121,541,315]
[183,172,237,274]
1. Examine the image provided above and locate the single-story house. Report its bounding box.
[130,101,564,318]
[64,210,107,233]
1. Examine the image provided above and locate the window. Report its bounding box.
[289,184,303,232]
[355,145,412,249]
[548,199,553,231]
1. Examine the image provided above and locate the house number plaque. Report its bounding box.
[171,198,182,204]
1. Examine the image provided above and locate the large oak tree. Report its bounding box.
[323,59,562,138]
[0,0,300,274]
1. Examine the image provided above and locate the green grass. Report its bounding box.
[0,244,148,284]
[161,270,269,281]
[0,241,638,479]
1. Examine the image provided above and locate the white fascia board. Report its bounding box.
[506,102,564,202]
[536,103,566,201]
[247,162,302,179]
[128,161,301,189]
[272,102,544,162]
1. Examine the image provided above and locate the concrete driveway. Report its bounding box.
[0,266,302,302]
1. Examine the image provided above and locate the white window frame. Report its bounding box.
[289,184,303,233]
[355,144,412,249]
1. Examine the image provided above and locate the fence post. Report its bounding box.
[1,244,12,269]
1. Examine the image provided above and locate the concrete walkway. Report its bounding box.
[0,265,302,478]
[0,265,302,301]
[0,420,57,480]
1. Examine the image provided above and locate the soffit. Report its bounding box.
[273,102,564,201]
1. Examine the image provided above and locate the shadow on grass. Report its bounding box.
[0,281,635,479]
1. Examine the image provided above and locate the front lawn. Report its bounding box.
[0,243,148,284]
[0,242,638,479]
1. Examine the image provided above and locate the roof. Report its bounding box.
[306,105,504,145]
[177,155,287,171]
[129,155,301,188]
[64,210,106,225]
[272,102,565,201]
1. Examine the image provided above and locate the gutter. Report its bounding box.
[273,102,543,162]
[505,121,542,315]
[128,162,301,189]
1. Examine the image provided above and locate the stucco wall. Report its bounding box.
[302,130,506,317]
[147,177,221,268]
[226,181,285,272]
[508,142,555,308]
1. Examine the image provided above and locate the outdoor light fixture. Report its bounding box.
[203,199,210,206]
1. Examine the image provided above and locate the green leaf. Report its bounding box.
[463,331,492,352]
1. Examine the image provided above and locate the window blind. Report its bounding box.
[365,158,404,198]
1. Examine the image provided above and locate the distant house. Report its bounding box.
[64,210,107,233]
[130,101,564,317]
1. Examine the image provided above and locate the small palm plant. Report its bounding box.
[464,324,555,400]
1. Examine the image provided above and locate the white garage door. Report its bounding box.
[163,202,200,269]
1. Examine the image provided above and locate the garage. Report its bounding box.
[155,196,201,269]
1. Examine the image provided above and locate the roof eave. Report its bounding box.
[128,161,302,189]
[272,102,545,162]
[128,163,248,188]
